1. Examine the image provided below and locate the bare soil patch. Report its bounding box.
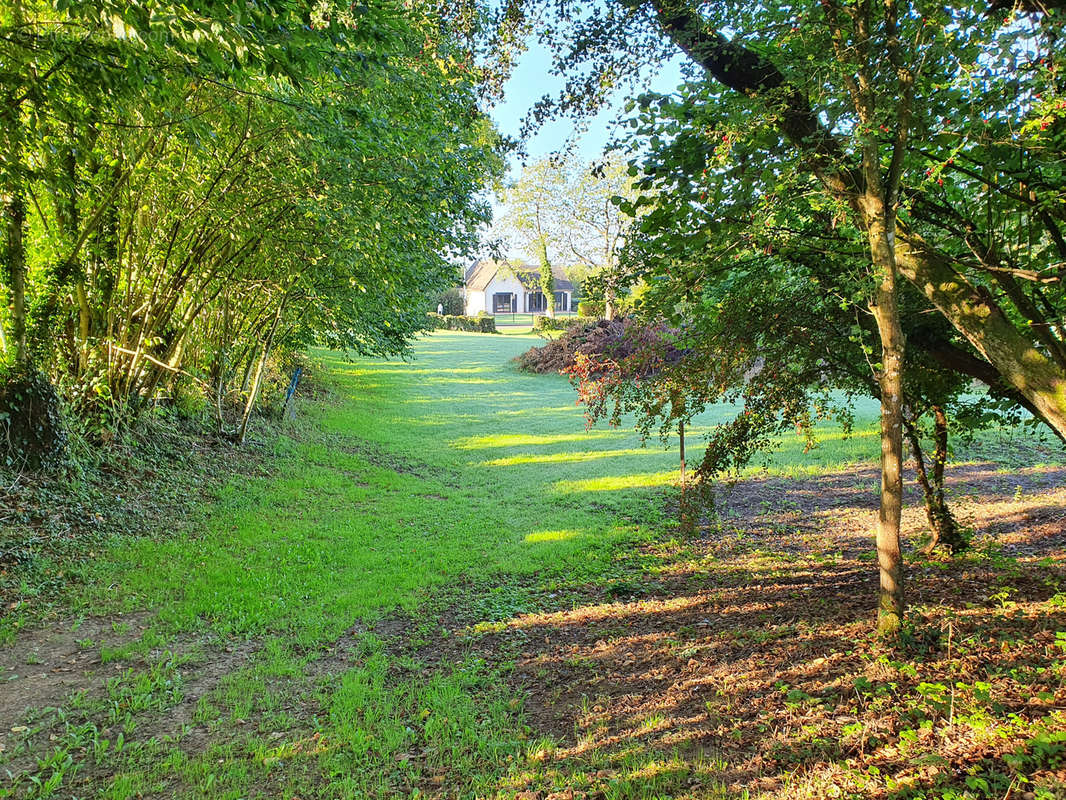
[0,612,151,745]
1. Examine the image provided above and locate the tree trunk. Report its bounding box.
[678,418,694,533]
[537,237,556,319]
[236,297,285,445]
[895,231,1066,439]
[5,192,28,364]
[679,419,686,485]
[904,407,965,554]
[867,209,906,636]
[4,70,28,365]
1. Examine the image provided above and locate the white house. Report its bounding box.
[464,260,574,316]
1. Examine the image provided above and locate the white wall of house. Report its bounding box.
[464,289,486,316]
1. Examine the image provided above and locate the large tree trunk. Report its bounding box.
[895,231,1066,439]
[866,205,906,636]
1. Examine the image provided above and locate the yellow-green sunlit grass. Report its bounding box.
[524,529,581,543]
[482,447,654,466]
[555,472,681,493]
[456,431,617,449]
[459,430,620,450]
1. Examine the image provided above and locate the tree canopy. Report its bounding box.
[1,0,502,442]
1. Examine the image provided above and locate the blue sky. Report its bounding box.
[483,37,684,258]
[487,38,685,169]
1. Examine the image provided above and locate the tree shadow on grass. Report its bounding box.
[469,563,1066,799]
[422,466,1066,800]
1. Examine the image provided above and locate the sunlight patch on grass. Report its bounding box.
[554,472,678,493]
[494,406,583,416]
[425,377,508,386]
[483,448,652,466]
[506,594,710,629]
[457,431,617,449]
[524,529,580,544]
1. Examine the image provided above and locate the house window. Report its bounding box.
[526,292,547,312]
[554,292,567,312]
[493,292,514,313]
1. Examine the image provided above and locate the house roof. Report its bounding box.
[465,259,575,292]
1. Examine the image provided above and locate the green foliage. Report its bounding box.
[533,315,569,331]
[0,365,68,470]
[537,238,556,317]
[1,0,503,445]
[601,26,1063,482]
[434,288,466,317]
[1005,729,1066,773]
[427,313,497,333]
[518,0,1066,440]
[578,301,605,318]
[495,153,640,311]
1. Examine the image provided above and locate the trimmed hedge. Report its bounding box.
[426,312,497,333]
[533,315,597,331]
[577,300,604,318]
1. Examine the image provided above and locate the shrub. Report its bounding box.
[515,318,682,374]
[533,315,569,331]
[427,312,497,334]
[434,287,465,316]
[0,366,69,470]
[577,300,604,318]
[514,319,614,373]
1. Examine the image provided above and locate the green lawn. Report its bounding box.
[1,331,1062,800]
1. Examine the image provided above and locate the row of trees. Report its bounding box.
[496,0,1066,632]
[1,0,500,453]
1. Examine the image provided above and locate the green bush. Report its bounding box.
[577,301,604,318]
[434,287,465,316]
[426,313,497,334]
[533,315,569,331]
[0,366,68,470]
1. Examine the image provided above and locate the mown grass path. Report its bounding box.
[3,332,1064,800]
